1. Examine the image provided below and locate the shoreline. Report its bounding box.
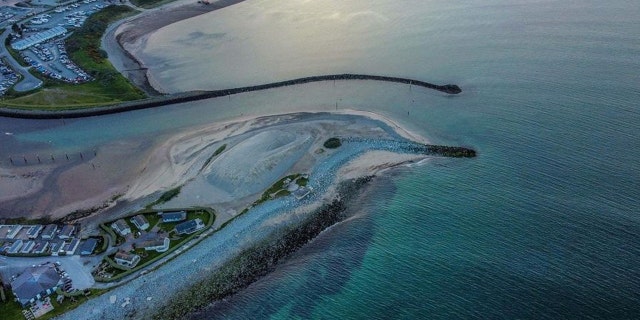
[105,0,248,94]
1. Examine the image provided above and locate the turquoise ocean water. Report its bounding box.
[186,0,640,318]
[1,0,639,318]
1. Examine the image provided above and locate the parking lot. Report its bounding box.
[0,0,112,94]
[0,58,20,94]
[20,39,91,83]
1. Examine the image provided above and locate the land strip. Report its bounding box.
[0,73,461,118]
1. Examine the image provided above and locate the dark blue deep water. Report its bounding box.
[191,0,640,319]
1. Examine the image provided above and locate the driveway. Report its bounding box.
[0,29,43,92]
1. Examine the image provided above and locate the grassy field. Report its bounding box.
[1,5,146,109]
[130,0,177,9]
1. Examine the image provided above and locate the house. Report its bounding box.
[20,240,35,254]
[79,238,98,256]
[130,215,150,231]
[114,252,140,268]
[6,225,23,239]
[49,241,63,256]
[27,225,44,239]
[162,211,186,223]
[175,219,205,235]
[142,237,170,252]
[40,224,58,239]
[32,241,49,254]
[111,219,131,236]
[7,240,23,254]
[58,225,75,239]
[10,262,61,306]
[61,238,80,255]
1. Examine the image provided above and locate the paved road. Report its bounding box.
[0,29,43,92]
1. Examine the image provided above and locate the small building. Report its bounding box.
[7,240,23,254]
[20,240,35,253]
[111,219,131,236]
[32,241,49,254]
[79,238,98,256]
[0,225,10,238]
[114,252,140,268]
[41,224,58,239]
[0,242,11,254]
[175,219,205,235]
[61,238,80,255]
[49,241,63,256]
[10,263,61,306]
[142,237,170,252]
[162,211,187,223]
[6,225,23,239]
[58,225,75,239]
[130,215,150,231]
[27,225,44,239]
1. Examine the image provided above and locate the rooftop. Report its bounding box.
[11,263,61,306]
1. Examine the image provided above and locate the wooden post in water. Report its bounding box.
[37,155,41,163]
[23,156,27,164]
[65,154,69,161]
[9,157,13,165]
[79,152,83,160]
[51,154,55,162]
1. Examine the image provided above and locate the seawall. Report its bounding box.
[0,74,461,119]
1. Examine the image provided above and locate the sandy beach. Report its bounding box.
[103,0,247,93]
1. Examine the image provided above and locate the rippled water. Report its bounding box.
[2,0,639,318]
[148,0,638,318]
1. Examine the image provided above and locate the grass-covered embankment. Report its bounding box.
[130,0,176,9]
[152,176,373,320]
[1,5,146,109]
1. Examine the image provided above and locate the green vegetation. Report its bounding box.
[130,0,176,9]
[147,186,182,208]
[237,173,308,217]
[95,208,215,282]
[0,216,51,225]
[1,6,146,109]
[0,288,108,320]
[323,137,342,149]
[0,299,23,320]
[200,144,227,171]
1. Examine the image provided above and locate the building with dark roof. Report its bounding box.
[27,225,44,239]
[79,238,98,256]
[111,219,131,236]
[162,211,187,223]
[10,262,61,306]
[58,225,75,239]
[175,219,205,235]
[114,252,140,268]
[40,224,58,239]
[61,238,80,255]
[7,240,23,254]
[142,237,170,252]
[20,240,35,254]
[130,215,150,231]
[6,225,22,239]
[32,241,49,254]
[49,241,63,256]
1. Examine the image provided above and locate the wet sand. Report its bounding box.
[103,0,246,93]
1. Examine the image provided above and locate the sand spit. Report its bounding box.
[0,110,430,224]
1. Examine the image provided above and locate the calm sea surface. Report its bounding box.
[2,0,640,318]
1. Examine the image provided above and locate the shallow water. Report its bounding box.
[2,0,640,318]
